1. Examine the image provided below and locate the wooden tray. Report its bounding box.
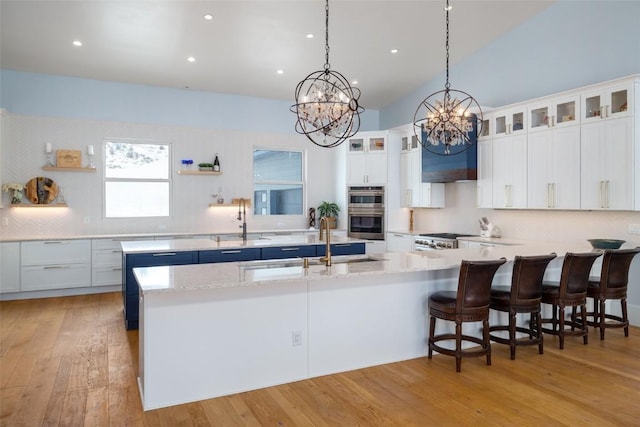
[56,150,82,168]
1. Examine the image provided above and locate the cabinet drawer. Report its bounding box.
[317,242,366,256]
[127,251,199,268]
[21,264,91,291]
[199,248,261,264]
[21,240,91,266]
[92,249,122,267]
[92,266,123,287]
[261,246,316,260]
[92,238,123,250]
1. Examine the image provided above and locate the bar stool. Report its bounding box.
[579,247,640,340]
[540,252,601,349]
[428,258,507,372]
[489,253,557,360]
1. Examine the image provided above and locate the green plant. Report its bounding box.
[317,201,340,218]
[198,162,213,168]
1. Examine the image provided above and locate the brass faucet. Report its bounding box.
[319,216,332,266]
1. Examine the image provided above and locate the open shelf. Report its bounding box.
[42,166,96,173]
[209,198,251,208]
[11,203,68,208]
[177,170,222,176]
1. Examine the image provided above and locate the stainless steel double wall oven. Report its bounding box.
[347,186,385,240]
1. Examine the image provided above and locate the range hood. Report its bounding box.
[421,117,478,183]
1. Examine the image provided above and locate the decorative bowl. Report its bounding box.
[587,239,625,250]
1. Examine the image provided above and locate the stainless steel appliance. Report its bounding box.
[348,186,385,240]
[413,233,474,251]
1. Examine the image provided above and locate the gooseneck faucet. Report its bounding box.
[319,216,332,267]
[237,198,247,242]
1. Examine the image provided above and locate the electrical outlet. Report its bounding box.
[83,216,90,224]
[1,217,8,226]
[292,330,302,347]
[628,224,640,235]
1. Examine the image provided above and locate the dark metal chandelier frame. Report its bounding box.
[413,0,483,156]
[291,0,364,148]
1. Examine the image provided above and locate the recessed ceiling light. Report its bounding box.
[306,33,314,39]
[390,49,399,54]
[187,56,196,63]
[277,69,284,75]
[72,40,82,47]
[204,14,213,20]
[444,5,453,11]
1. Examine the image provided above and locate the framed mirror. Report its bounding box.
[25,177,59,204]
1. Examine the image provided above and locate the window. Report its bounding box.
[253,149,304,215]
[104,139,171,218]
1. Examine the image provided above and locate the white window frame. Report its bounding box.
[103,138,172,219]
[253,147,306,216]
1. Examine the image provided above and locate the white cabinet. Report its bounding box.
[1,242,20,293]
[20,240,91,291]
[347,132,388,185]
[399,134,444,208]
[386,233,413,252]
[581,117,634,210]
[493,106,527,138]
[476,138,493,208]
[92,238,123,287]
[492,134,527,208]
[527,124,581,209]
[528,93,580,132]
[582,83,632,122]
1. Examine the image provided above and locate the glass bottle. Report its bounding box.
[213,154,221,172]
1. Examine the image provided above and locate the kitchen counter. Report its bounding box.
[134,240,591,295]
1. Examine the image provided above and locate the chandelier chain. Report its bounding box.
[324,0,330,71]
[445,0,450,90]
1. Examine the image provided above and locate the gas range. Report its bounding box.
[414,233,475,250]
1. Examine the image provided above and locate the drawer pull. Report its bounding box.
[112,250,121,253]
[334,244,351,247]
[152,252,177,257]
[281,247,300,251]
[43,241,64,244]
[221,250,242,254]
[112,268,123,271]
[43,265,70,269]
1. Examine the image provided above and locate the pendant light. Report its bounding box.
[291,0,364,148]
[413,0,483,155]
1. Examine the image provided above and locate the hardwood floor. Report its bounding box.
[1,292,639,426]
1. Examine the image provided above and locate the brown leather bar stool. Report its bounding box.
[428,258,507,372]
[579,247,640,340]
[539,252,601,349]
[489,253,557,360]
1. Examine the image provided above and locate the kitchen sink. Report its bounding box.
[239,255,384,270]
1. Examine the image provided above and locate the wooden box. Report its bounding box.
[56,150,82,168]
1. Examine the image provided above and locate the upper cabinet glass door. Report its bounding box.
[529,93,579,132]
[493,107,526,138]
[582,84,631,121]
[348,138,365,153]
[368,137,385,152]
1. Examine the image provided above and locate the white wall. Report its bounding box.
[0,113,342,238]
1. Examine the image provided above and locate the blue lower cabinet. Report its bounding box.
[123,251,199,330]
[199,248,261,264]
[316,242,366,256]
[261,245,317,260]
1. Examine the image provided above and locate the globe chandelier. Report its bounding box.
[413,0,483,155]
[291,0,364,148]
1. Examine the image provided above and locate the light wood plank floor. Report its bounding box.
[1,292,640,426]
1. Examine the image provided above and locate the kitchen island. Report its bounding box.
[134,241,598,410]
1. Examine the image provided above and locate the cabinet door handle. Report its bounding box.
[334,244,351,247]
[600,106,606,118]
[221,250,242,254]
[605,180,610,208]
[281,247,300,251]
[43,265,70,269]
[152,252,177,256]
[43,241,64,244]
[552,183,556,208]
[112,250,121,253]
[112,267,123,271]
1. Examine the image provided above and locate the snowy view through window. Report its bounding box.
[104,140,170,217]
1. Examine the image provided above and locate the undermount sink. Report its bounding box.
[239,255,384,270]
[212,235,265,241]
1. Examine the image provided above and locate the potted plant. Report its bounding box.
[198,162,214,171]
[317,201,340,229]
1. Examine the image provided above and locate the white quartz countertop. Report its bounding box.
[121,234,365,254]
[134,241,597,295]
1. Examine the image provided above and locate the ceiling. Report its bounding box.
[0,1,554,110]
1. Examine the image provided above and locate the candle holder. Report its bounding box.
[45,144,54,167]
[87,153,95,169]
